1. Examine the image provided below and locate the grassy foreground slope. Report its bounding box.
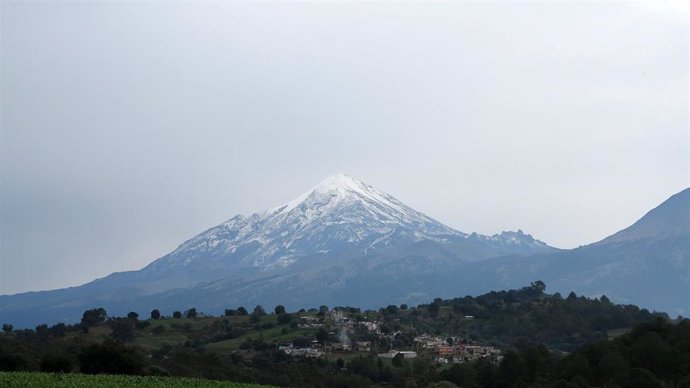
[0,372,273,388]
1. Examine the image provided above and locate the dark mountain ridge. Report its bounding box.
[457,188,690,316]
[0,175,555,328]
[1,178,687,328]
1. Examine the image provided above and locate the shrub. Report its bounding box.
[39,354,72,373]
[78,340,147,375]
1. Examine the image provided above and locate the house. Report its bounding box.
[283,347,323,358]
[413,335,445,348]
[355,341,371,351]
[359,321,379,332]
[298,316,322,328]
[333,343,352,351]
[435,345,454,357]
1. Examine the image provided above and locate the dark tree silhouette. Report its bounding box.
[81,308,107,328]
[111,319,135,342]
[39,354,72,373]
[252,305,266,316]
[79,340,146,375]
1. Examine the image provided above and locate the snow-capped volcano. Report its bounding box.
[2,183,688,329]
[267,173,460,236]
[0,174,557,328]
[147,174,461,272]
[148,174,546,274]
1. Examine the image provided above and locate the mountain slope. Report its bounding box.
[0,174,554,328]
[459,188,690,315]
[146,174,464,274]
[597,188,690,244]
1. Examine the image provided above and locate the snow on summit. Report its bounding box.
[266,173,455,230]
[147,174,550,272]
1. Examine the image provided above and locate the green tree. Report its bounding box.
[392,353,406,368]
[277,313,292,325]
[0,353,27,371]
[111,319,135,342]
[172,311,182,318]
[78,340,147,375]
[39,354,72,373]
[385,305,399,315]
[1,324,12,333]
[596,349,628,384]
[441,364,480,388]
[500,351,529,384]
[150,309,160,320]
[428,302,440,317]
[81,307,107,328]
[678,375,690,388]
[316,328,329,344]
[561,353,592,382]
[531,280,546,292]
[274,305,286,315]
[252,305,266,316]
[623,368,662,388]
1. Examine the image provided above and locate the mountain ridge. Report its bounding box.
[138,173,552,284]
[1,176,686,328]
[596,187,690,245]
[459,187,690,315]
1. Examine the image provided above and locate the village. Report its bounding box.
[278,308,503,365]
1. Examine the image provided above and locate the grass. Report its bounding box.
[0,371,273,387]
[129,314,318,353]
[206,326,317,353]
[607,327,632,340]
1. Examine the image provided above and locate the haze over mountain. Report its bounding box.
[459,188,690,316]
[1,176,688,328]
[0,174,553,328]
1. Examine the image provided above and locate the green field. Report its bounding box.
[0,372,272,388]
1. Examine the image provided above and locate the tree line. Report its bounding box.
[0,282,686,387]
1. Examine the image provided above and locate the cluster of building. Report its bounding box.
[284,311,502,365]
[278,344,323,358]
[298,316,322,328]
[413,334,502,364]
[285,311,380,358]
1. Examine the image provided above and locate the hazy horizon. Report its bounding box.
[1,1,688,295]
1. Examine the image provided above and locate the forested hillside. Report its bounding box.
[1,283,684,387]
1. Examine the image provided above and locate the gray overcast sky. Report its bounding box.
[1,1,688,295]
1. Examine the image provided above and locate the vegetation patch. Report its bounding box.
[0,371,272,387]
